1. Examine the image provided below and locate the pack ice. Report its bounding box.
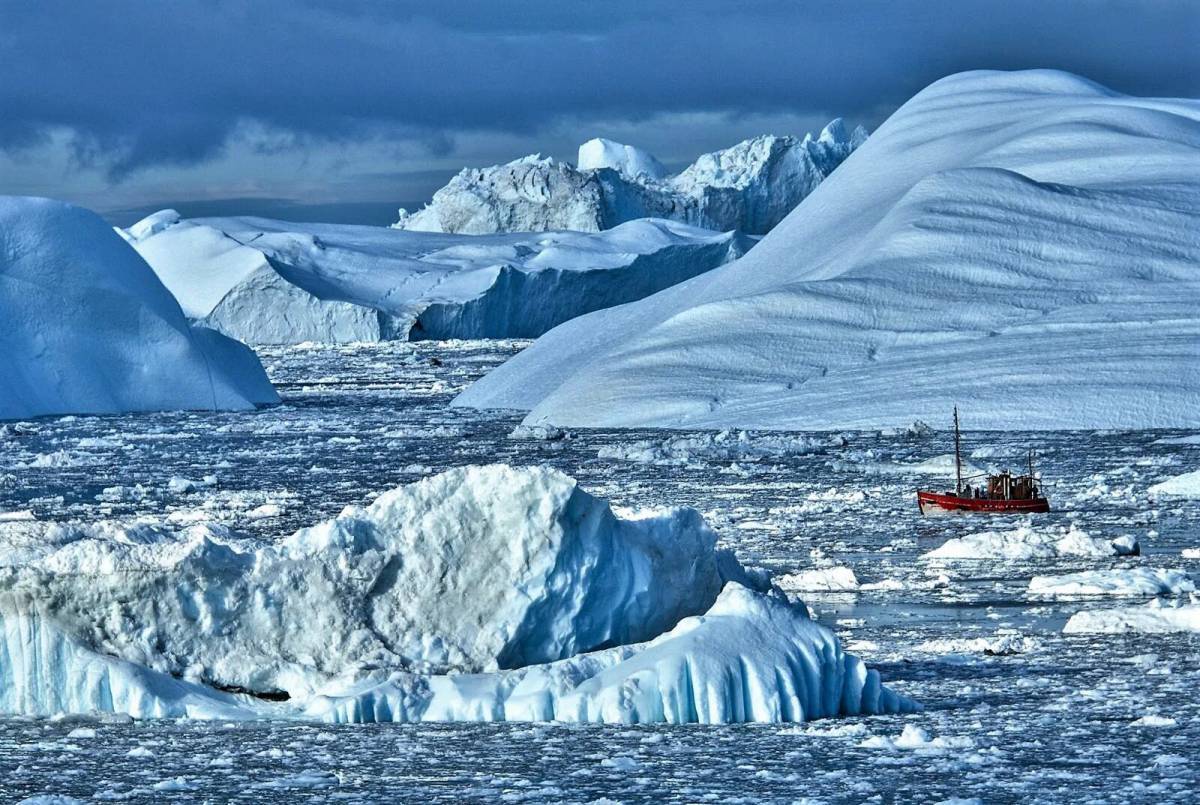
[456,70,1200,430]
[0,197,277,421]
[393,122,864,236]
[125,212,749,344]
[0,465,915,723]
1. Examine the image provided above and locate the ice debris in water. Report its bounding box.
[924,524,1139,561]
[597,430,845,465]
[1063,595,1200,634]
[0,465,915,724]
[1029,569,1194,598]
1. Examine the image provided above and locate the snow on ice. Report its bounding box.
[393,123,864,236]
[456,70,1200,431]
[0,465,915,724]
[0,197,278,421]
[1148,469,1200,499]
[126,213,749,344]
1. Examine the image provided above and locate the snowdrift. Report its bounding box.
[0,197,277,420]
[126,212,749,344]
[456,70,1200,431]
[394,122,864,236]
[0,466,914,723]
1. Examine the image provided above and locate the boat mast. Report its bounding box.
[953,406,963,495]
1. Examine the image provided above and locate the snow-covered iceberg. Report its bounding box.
[0,465,915,723]
[1029,568,1194,598]
[0,197,278,420]
[923,524,1139,561]
[1148,469,1200,499]
[456,70,1200,431]
[394,122,864,236]
[126,212,749,344]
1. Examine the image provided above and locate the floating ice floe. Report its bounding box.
[1148,470,1200,499]
[924,524,1139,561]
[457,69,1200,431]
[777,566,860,593]
[0,465,916,724]
[597,430,845,465]
[0,196,277,421]
[124,213,749,344]
[1029,569,1194,598]
[1063,596,1200,634]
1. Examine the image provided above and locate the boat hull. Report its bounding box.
[917,490,1050,515]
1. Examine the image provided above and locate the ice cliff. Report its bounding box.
[126,212,749,344]
[455,70,1200,431]
[0,465,915,724]
[0,197,277,421]
[393,121,865,236]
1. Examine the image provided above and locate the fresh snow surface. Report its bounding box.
[394,122,863,236]
[0,464,913,723]
[1149,469,1200,498]
[126,212,748,344]
[924,524,1139,561]
[1029,568,1194,598]
[0,197,277,420]
[456,70,1200,431]
[576,138,668,180]
[1063,597,1200,633]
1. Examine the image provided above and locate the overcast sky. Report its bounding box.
[2,0,1197,224]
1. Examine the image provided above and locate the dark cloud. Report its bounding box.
[1,0,1198,182]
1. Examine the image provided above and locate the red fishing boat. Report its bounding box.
[916,408,1050,515]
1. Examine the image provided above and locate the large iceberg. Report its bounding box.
[394,122,864,236]
[126,212,749,344]
[455,70,1200,431]
[0,197,277,421]
[0,465,915,723]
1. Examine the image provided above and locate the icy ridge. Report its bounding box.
[393,122,864,236]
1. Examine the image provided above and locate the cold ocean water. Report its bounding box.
[1,340,1198,804]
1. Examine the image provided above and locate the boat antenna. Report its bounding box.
[953,406,963,496]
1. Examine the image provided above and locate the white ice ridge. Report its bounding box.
[393,122,864,236]
[923,524,1139,561]
[0,197,278,421]
[455,69,1200,431]
[125,213,749,344]
[0,465,916,722]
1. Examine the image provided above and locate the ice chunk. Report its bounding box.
[456,70,1200,431]
[1149,469,1200,498]
[1063,598,1200,633]
[1029,569,1194,598]
[924,524,1138,561]
[777,566,860,593]
[0,197,277,421]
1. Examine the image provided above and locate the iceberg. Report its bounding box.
[1148,469,1200,499]
[127,213,749,344]
[0,466,915,723]
[455,70,1200,431]
[394,123,864,236]
[0,197,278,421]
